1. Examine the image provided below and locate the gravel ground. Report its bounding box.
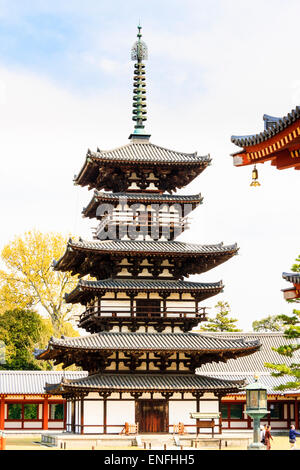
[3,436,297,451]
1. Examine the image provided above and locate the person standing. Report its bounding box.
[264,425,273,450]
[289,425,300,450]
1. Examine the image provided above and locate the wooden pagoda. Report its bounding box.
[37,27,260,435]
[231,107,300,171]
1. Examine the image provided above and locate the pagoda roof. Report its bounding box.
[83,191,203,219]
[56,239,237,259]
[65,279,224,304]
[231,106,300,148]
[54,239,238,278]
[45,373,246,395]
[282,272,300,284]
[74,142,211,192]
[80,142,209,167]
[37,331,260,356]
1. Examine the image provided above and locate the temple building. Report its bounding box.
[231,106,300,177]
[282,272,300,301]
[36,27,260,435]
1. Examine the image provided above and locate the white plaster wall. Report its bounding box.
[199,400,219,414]
[5,422,22,429]
[24,422,42,429]
[66,401,71,432]
[48,422,64,429]
[106,400,135,434]
[169,401,196,434]
[230,421,248,429]
[83,400,103,434]
[270,421,287,428]
[198,399,220,433]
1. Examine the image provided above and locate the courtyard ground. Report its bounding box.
[2,436,296,451]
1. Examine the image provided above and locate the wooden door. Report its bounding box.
[136,300,161,318]
[137,400,167,433]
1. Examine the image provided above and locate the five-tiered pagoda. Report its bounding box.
[38,27,260,435]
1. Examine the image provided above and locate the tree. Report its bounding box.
[252,315,287,332]
[0,309,53,370]
[201,301,242,332]
[265,254,300,391]
[0,231,81,335]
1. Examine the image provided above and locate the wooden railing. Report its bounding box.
[80,306,207,322]
[93,210,191,239]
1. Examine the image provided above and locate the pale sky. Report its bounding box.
[0,0,299,330]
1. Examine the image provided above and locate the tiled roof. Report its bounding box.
[66,279,223,304]
[58,239,238,257]
[0,371,87,395]
[199,332,300,374]
[231,106,300,147]
[83,191,203,218]
[90,191,204,203]
[85,143,210,165]
[46,373,245,394]
[38,331,260,353]
[283,272,300,284]
[199,372,298,395]
[76,278,223,291]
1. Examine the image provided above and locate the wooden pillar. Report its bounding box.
[0,397,5,430]
[287,401,291,429]
[81,397,84,435]
[295,399,299,430]
[99,392,111,434]
[103,399,107,434]
[42,396,49,431]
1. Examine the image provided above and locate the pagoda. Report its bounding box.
[37,27,260,435]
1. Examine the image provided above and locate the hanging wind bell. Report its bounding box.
[250,165,261,187]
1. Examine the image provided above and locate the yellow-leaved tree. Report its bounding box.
[0,231,81,337]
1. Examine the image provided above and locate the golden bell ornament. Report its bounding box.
[250,165,261,187]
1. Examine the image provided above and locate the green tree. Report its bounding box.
[202,301,242,332]
[265,255,300,391]
[0,309,79,371]
[0,309,52,370]
[252,315,287,332]
[0,231,81,335]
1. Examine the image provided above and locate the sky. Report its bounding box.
[0,0,299,331]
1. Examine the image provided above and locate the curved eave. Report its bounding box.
[82,191,204,220]
[56,240,238,260]
[282,272,300,285]
[38,333,260,361]
[231,106,300,148]
[45,374,246,396]
[53,240,239,277]
[74,144,212,190]
[65,280,224,305]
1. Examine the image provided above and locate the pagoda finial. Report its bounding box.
[131,24,148,136]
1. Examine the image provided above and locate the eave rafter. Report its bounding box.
[53,241,238,280]
[39,343,260,374]
[231,108,300,170]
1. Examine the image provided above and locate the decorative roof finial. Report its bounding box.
[131,24,148,136]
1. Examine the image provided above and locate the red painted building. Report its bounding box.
[0,371,87,431]
[282,273,300,301]
[199,332,300,431]
[231,106,300,171]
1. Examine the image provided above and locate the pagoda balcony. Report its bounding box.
[92,210,191,241]
[82,304,207,319]
[79,304,208,333]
